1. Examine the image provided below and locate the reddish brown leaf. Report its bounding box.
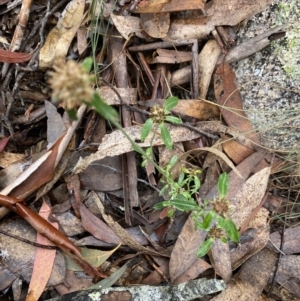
[0,48,34,63]
[26,201,58,301]
[0,137,10,152]
[214,63,260,145]
[9,134,65,199]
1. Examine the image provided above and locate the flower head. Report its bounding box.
[48,60,94,110]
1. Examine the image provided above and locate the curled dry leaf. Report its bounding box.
[39,0,85,68]
[198,40,221,99]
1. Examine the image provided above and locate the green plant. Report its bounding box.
[153,162,239,257]
[140,96,182,149]
[49,58,239,258]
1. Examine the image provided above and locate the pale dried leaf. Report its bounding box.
[198,40,221,99]
[98,87,137,105]
[210,239,232,283]
[169,217,207,283]
[110,14,150,40]
[39,0,85,68]
[140,13,170,38]
[45,100,66,145]
[230,167,270,229]
[73,123,220,173]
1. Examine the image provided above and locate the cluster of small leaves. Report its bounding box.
[153,156,201,217]
[154,164,239,257]
[140,96,182,150]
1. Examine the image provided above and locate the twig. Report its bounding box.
[0,228,57,249]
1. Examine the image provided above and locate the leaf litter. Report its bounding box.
[0,0,299,300]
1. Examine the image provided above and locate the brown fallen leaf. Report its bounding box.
[140,13,170,38]
[211,247,277,301]
[72,123,220,174]
[274,255,300,297]
[0,48,34,63]
[147,49,193,64]
[268,226,300,255]
[79,156,123,192]
[230,167,271,229]
[133,0,205,13]
[167,0,273,40]
[221,134,254,165]
[93,192,170,257]
[173,258,211,285]
[110,14,150,40]
[26,201,58,301]
[0,137,10,152]
[214,63,260,145]
[209,239,232,283]
[231,225,270,270]
[169,217,207,283]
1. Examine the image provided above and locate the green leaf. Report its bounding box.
[197,238,214,257]
[202,211,214,230]
[177,172,185,185]
[67,108,78,120]
[159,184,169,196]
[140,118,153,141]
[216,215,225,227]
[194,176,201,190]
[131,143,144,155]
[218,173,229,198]
[166,155,178,171]
[164,96,179,111]
[81,57,93,73]
[165,116,182,124]
[220,237,228,243]
[160,122,173,149]
[91,92,119,122]
[170,195,197,212]
[167,208,175,218]
[153,201,170,210]
[223,218,239,243]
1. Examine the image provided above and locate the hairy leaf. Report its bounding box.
[160,122,173,149]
